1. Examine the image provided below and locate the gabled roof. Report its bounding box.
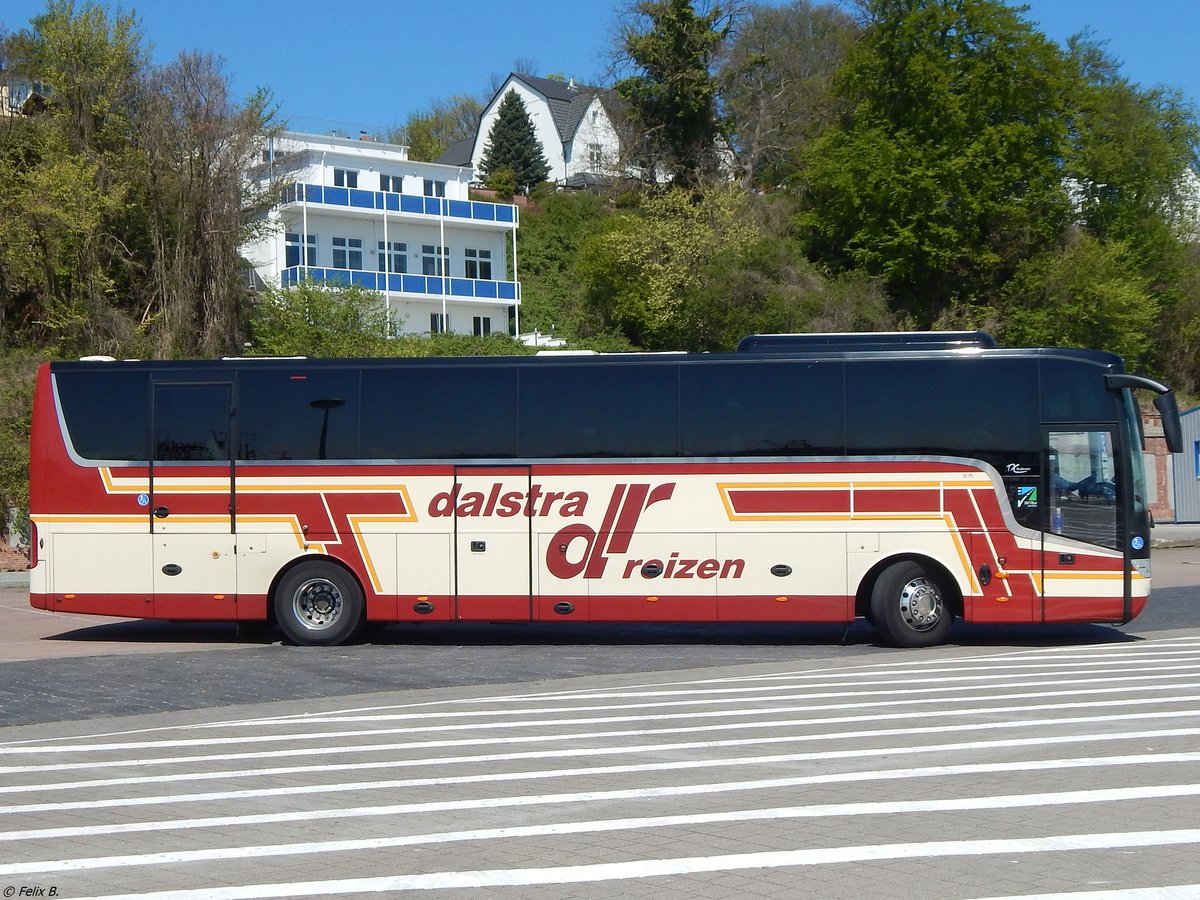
[501,73,615,144]
[436,137,475,167]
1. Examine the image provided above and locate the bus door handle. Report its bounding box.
[153,506,170,519]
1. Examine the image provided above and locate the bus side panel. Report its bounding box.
[586,531,718,622]
[28,362,61,609]
[47,530,152,616]
[716,532,849,622]
[391,532,452,621]
[29,364,158,618]
[233,465,454,623]
[1040,544,1134,622]
[962,535,1036,624]
[533,528,591,621]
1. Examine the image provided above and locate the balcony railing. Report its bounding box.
[280,183,518,225]
[281,267,520,302]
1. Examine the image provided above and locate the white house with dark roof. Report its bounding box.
[441,73,625,189]
[244,131,521,338]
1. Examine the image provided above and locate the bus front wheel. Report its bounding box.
[870,560,954,648]
[274,561,365,646]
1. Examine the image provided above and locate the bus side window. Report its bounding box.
[1047,431,1119,549]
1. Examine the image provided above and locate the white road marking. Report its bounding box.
[3,695,1197,775]
[2,676,1197,756]
[4,750,1200,842]
[1,783,1196,877]
[66,830,1200,899]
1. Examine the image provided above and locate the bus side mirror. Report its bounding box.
[1106,374,1183,454]
[1155,390,1182,454]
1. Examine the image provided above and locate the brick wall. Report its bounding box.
[1141,409,1175,522]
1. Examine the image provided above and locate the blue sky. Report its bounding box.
[3,1,1199,137]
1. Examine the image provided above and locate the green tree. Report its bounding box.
[2,4,280,358]
[995,233,1158,365]
[1064,35,1200,381]
[249,282,533,358]
[1067,36,1200,251]
[478,90,550,195]
[138,52,280,357]
[6,0,145,159]
[485,166,517,199]
[392,93,483,162]
[516,190,616,340]
[718,1,857,189]
[0,1,147,355]
[247,281,392,357]
[0,349,39,548]
[576,185,883,350]
[616,0,731,185]
[799,0,1077,324]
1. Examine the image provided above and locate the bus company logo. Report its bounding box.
[1006,463,1032,475]
[546,483,745,583]
[428,483,588,518]
[429,481,744,582]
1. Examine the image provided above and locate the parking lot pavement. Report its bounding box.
[2,634,1199,899]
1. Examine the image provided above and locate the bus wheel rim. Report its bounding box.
[292,578,343,631]
[899,576,942,632]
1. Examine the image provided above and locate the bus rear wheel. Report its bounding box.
[274,561,364,646]
[870,560,954,648]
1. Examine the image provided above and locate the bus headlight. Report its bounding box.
[1132,559,1151,579]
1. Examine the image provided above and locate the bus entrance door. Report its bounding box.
[453,466,532,621]
[150,382,237,621]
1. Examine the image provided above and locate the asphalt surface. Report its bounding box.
[1,547,1198,729]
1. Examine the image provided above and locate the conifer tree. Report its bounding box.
[479,90,550,194]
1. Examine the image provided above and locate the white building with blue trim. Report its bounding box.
[243,131,520,338]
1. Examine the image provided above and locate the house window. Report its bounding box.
[332,237,363,270]
[473,316,492,336]
[380,174,403,192]
[334,168,358,188]
[285,232,316,267]
[422,245,448,276]
[423,178,446,198]
[1194,440,1200,478]
[589,143,603,166]
[430,313,449,334]
[464,248,492,280]
[378,241,407,273]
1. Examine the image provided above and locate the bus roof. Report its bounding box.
[736,331,998,353]
[47,339,1124,372]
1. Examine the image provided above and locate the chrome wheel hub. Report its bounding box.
[899,576,942,632]
[292,578,343,631]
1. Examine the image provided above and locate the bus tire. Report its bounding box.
[870,560,954,648]
[273,561,365,646]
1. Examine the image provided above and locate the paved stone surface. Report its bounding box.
[1,636,1199,898]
